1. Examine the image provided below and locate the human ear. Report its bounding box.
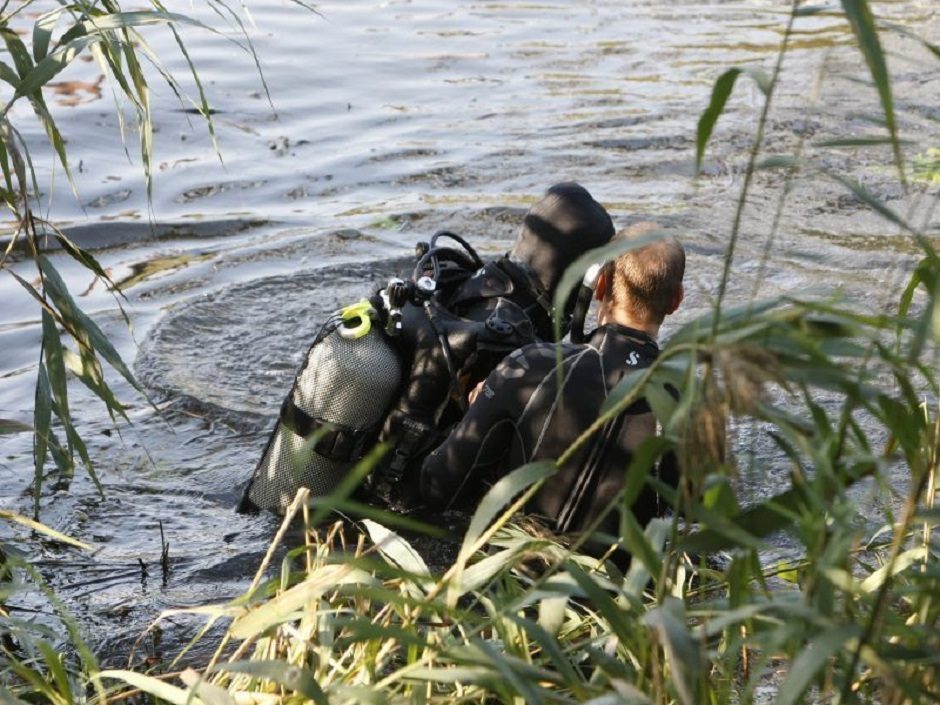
[594,272,607,302]
[667,285,684,314]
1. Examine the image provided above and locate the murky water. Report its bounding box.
[1,0,938,665]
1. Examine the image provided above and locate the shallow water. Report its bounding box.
[1,0,938,665]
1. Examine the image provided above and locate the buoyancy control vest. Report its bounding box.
[238,231,553,515]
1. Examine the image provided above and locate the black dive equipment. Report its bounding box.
[569,262,603,344]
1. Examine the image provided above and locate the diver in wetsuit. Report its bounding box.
[420,223,685,547]
[368,182,616,507]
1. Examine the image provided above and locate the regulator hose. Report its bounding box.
[569,263,603,344]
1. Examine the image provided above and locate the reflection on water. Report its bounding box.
[0,0,938,662]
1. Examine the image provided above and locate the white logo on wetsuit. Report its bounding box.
[626,351,640,366]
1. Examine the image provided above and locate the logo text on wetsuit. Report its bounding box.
[626,351,640,366]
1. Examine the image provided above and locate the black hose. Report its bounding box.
[423,301,461,416]
[412,231,485,284]
[430,230,484,269]
[568,284,595,344]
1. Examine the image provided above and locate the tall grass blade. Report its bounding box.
[620,511,663,577]
[459,460,556,561]
[0,60,19,88]
[306,444,388,526]
[178,670,235,705]
[0,510,91,550]
[695,67,770,175]
[840,0,904,181]
[455,547,525,597]
[315,496,446,536]
[476,638,547,704]
[98,670,206,705]
[509,614,584,687]
[14,37,96,103]
[210,661,327,704]
[37,255,144,394]
[775,625,861,705]
[62,348,129,421]
[16,562,106,704]
[644,598,702,705]
[361,519,430,579]
[566,562,635,642]
[35,641,73,705]
[53,230,127,304]
[859,546,928,593]
[41,311,69,426]
[229,564,376,639]
[622,437,673,510]
[338,618,429,648]
[0,28,33,83]
[32,364,52,519]
[31,8,62,62]
[63,421,103,497]
[0,419,32,434]
[406,665,500,686]
[681,487,805,552]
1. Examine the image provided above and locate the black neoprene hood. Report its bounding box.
[509,182,615,295]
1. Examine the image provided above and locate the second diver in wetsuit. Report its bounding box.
[420,223,686,553]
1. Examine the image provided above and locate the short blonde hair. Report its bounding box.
[605,222,685,324]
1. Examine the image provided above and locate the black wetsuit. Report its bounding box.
[420,323,679,537]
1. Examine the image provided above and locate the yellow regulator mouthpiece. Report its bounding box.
[337,299,375,339]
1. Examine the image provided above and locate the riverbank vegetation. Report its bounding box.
[3,0,940,703]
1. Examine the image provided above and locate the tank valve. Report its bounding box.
[381,278,410,336]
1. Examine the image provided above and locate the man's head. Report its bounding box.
[510,182,614,296]
[598,222,685,330]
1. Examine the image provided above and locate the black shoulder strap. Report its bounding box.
[495,258,554,320]
[279,396,376,462]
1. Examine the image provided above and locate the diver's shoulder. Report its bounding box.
[502,340,584,370]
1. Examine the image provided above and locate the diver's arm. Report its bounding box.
[419,352,526,509]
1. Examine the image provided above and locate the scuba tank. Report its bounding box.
[239,300,402,515]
